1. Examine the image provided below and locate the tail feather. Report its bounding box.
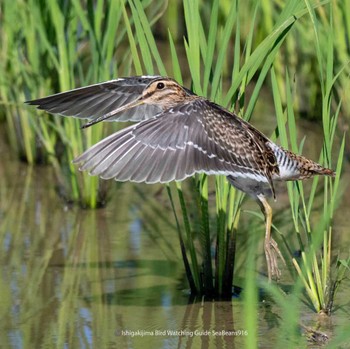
[310,165,335,177]
[267,142,335,181]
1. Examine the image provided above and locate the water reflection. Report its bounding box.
[1,129,350,348]
[0,141,248,348]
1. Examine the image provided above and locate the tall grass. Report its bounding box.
[173,0,297,297]
[0,0,167,207]
[122,7,348,347]
[127,0,346,299]
[0,0,349,346]
[272,2,347,314]
[1,0,347,206]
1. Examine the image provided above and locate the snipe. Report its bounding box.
[26,76,335,281]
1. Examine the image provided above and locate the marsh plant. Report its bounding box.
[121,1,348,328]
[0,0,349,346]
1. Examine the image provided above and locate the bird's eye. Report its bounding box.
[157,82,165,89]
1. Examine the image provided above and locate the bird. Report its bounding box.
[26,75,335,281]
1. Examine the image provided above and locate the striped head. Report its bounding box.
[141,78,191,109]
[77,78,196,128]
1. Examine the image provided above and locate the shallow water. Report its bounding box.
[0,123,349,349]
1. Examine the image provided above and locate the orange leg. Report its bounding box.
[257,194,285,281]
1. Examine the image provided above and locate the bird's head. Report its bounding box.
[140,78,190,109]
[80,77,192,128]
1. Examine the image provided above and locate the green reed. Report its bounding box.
[0,163,121,348]
[0,0,348,345]
[1,0,346,207]
[123,0,347,304]
[156,0,350,122]
[0,0,167,207]
[271,2,348,314]
[126,0,313,299]
[128,3,350,347]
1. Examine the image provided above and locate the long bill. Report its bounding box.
[81,96,145,129]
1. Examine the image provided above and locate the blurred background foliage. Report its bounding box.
[0,1,349,347]
[0,0,348,207]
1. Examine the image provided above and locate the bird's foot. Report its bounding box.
[265,237,286,282]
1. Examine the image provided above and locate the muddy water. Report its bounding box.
[0,122,349,349]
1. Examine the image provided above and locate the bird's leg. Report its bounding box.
[257,194,285,281]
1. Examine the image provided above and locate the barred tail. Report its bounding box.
[267,142,335,181]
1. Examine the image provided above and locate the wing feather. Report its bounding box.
[73,99,273,185]
[26,76,163,122]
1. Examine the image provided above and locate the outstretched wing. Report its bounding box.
[26,76,163,122]
[73,99,272,185]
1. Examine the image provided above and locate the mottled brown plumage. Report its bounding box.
[26,76,335,281]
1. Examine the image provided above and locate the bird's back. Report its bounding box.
[204,102,335,195]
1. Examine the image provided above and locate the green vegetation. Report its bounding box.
[0,0,349,347]
[0,0,166,207]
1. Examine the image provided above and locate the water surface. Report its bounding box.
[0,123,349,349]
